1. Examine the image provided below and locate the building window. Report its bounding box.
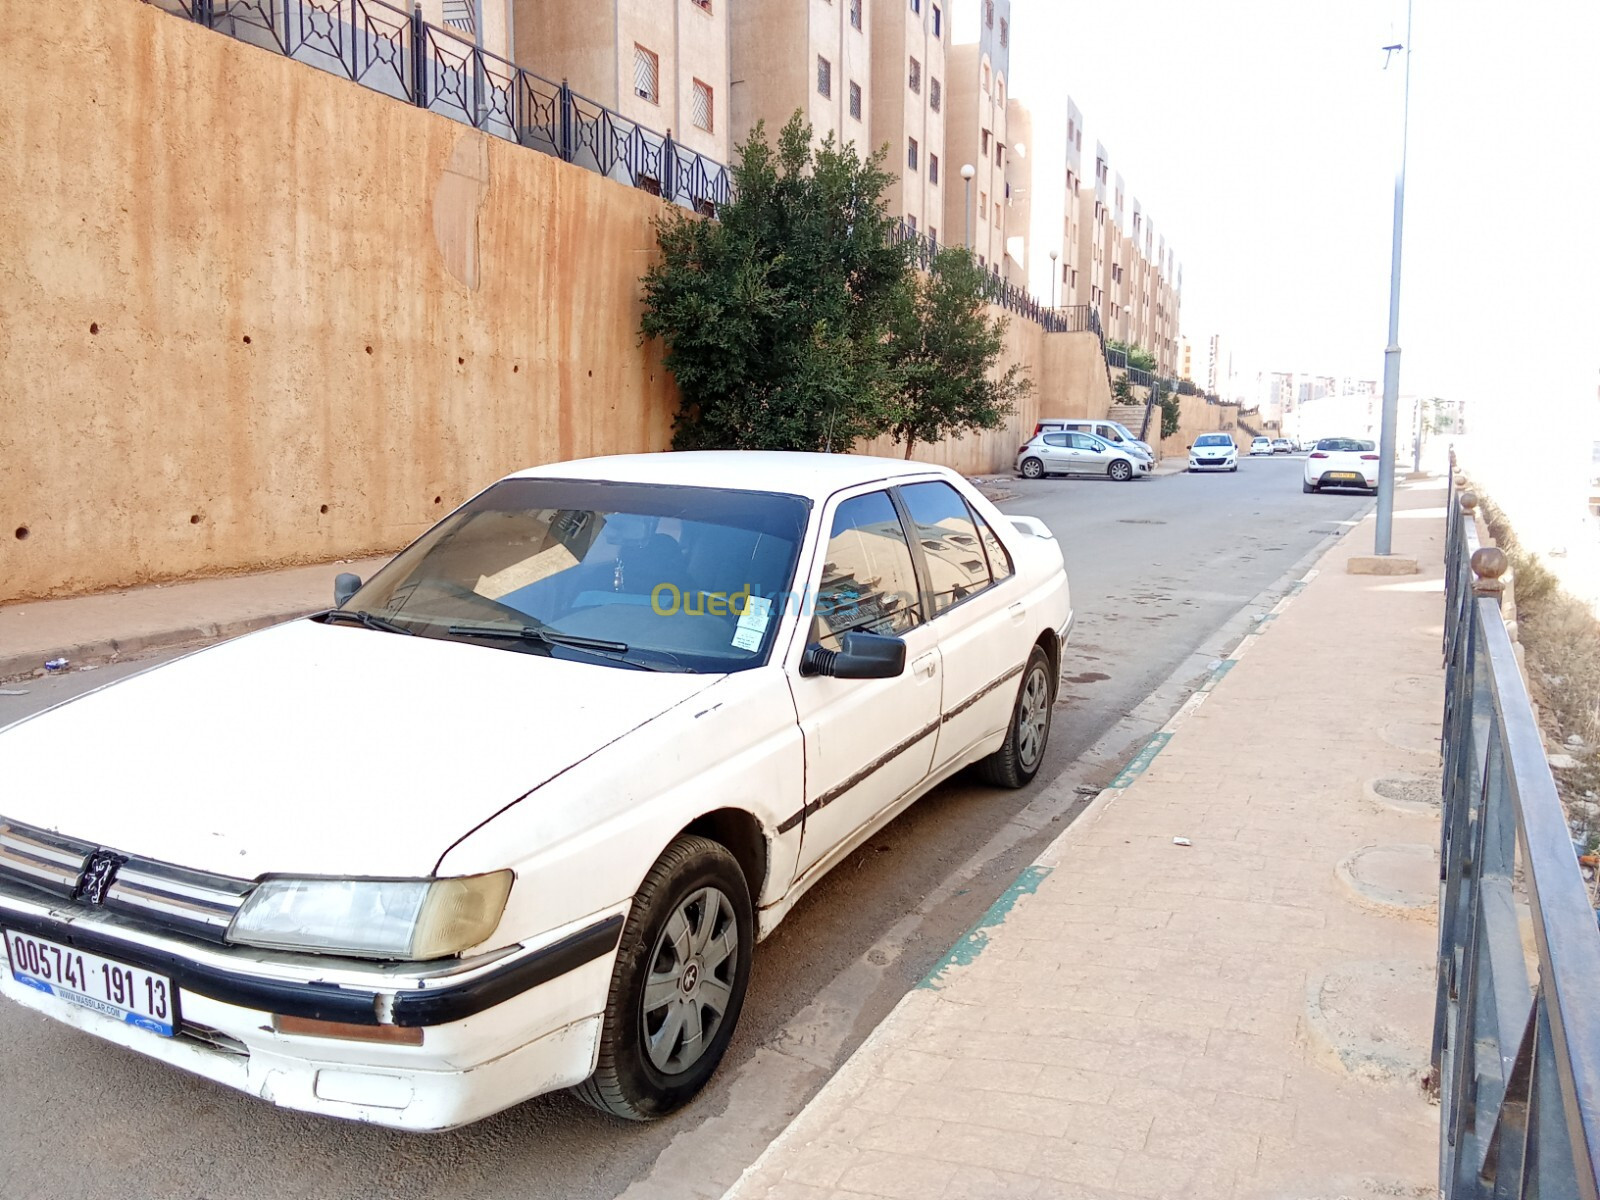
[929,226,937,243]
[850,0,862,29]
[908,137,918,170]
[909,57,921,93]
[981,129,990,155]
[995,141,1004,167]
[907,215,917,232]
[929,153,939,183]
[633,45,660,103]
[932,3,941,36]
[995,77,1004,106]
[985,0,993,28]
[690,0,711,10]
[817,56,831,98]
[849,80,862,120]
[1000,16,1008,46]
[979,191,987,218]
[930,78,941,112]
[982,61,991,93]
[692,79,713,131]
[994,200,1001,223]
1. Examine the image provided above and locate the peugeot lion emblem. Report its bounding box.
[73,850,125,906]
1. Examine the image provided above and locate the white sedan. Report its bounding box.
[0,453,1071,1130]
[1303,437,1381,493]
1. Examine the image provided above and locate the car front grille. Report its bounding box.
[0,818,252,944]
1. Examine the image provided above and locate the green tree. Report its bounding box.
[1106,340,1158,373]
[1156,380,1182,440]
[885,247,1032,458]
[639,114,909,451]
[1111,373,1135,405]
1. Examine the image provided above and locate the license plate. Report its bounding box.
[1329,472,1361,480]
[4,929,176,1036]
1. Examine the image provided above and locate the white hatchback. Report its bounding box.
[1303,437,1380,493]
[0,452,1071,1130]
[1249,437,1274,456]
[1187,433,1238,473]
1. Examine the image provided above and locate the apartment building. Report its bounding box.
[942,0,1013,278]
[512,0,731,164]
[729,0,872,155]
[870,0,948,240]
[1057,96,1084,306]
[1075,140,1110,321]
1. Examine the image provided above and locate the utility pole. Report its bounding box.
[1375,0,1412,556]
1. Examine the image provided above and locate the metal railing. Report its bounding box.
[145,0,731,214]
[1436,464,1600,1199]
[888,221,1102,335]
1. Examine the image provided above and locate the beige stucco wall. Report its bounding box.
[0,0,1117,603]
[0,0,679,603]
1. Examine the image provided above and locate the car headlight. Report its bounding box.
[227,871,513,960]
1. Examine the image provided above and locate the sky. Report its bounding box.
[1003,0,1599,427]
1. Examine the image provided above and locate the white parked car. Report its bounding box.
[0,453,1071,1131]
[1303,437,1380,493]
[1035,419,1156,463]
[1016,430,1152,481]
[1249,437,1274,456]
[1187,433,1238,473]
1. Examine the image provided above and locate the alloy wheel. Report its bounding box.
[1016,664,1050,771]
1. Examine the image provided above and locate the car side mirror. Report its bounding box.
[334,573,362,606]
[801,632,907,680]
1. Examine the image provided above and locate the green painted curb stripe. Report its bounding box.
[1202,659,1236,690]
[1107,730,1173,790]
[918,865,1052,990]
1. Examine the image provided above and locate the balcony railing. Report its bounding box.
[1437,464,1600,1199]
[145,0,730,214]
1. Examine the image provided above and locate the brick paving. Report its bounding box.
[723,479,1449,1200]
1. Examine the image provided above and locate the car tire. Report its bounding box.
[1229,465,1238,473]
[976,645,1053,789]
[1020,457,1045,480]
[574,835,754,1121]
[1302,479,1315,493]
[1107,460,1133,482]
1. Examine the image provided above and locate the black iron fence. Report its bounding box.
[145,0,731,214]
[888,221,1102,335]
[1437,464,1600,1198]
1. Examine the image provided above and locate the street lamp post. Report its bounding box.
[1048,249,1059,309]
[961,163,976,250]
[1375,0,1413,556]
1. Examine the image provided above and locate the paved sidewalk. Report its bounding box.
[722,479,1449,1200]
[0,556,390,681]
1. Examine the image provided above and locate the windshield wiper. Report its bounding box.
[446,623,629,654]
[318,608,416,635]
[444,623,692,672]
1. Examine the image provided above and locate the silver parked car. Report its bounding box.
[1016,431,1153,482]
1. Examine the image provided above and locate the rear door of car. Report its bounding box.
[893,480,1029,773]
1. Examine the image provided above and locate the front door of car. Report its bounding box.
[784,489,942,885]
[1067,432,1107,472]
[893,481,1030,772]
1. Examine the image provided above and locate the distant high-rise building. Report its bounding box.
[729,0,872,154]
[871,0,947,238]
[942,0,1013,278]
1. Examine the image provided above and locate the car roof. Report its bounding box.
[505,451,960,500]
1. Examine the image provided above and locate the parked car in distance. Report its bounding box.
[1303,437,1381,493]
[1249,437,1274,456]
[1272,438,1294,454]
[1187,433,1239,473]
[1017,430,1153,481]
[1034,419,1155,463]
[0,452,1072,1131]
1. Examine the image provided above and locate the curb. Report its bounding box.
[0,607,319,683]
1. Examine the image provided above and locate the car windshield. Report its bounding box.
[1316,438,1376,452]
[344,478,811,673]
[1195,435,1231,447]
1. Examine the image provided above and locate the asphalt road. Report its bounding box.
[0,455,1370,1200]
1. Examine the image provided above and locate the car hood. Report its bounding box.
[0,620,721,878]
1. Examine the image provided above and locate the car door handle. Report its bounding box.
[1008,602,1026,623]
[912,653,938,679]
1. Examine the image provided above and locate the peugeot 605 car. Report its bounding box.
[0,452,1071,1130]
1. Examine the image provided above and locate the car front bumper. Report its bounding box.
[1188,457,1236,471]
[0,883,625,1130]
